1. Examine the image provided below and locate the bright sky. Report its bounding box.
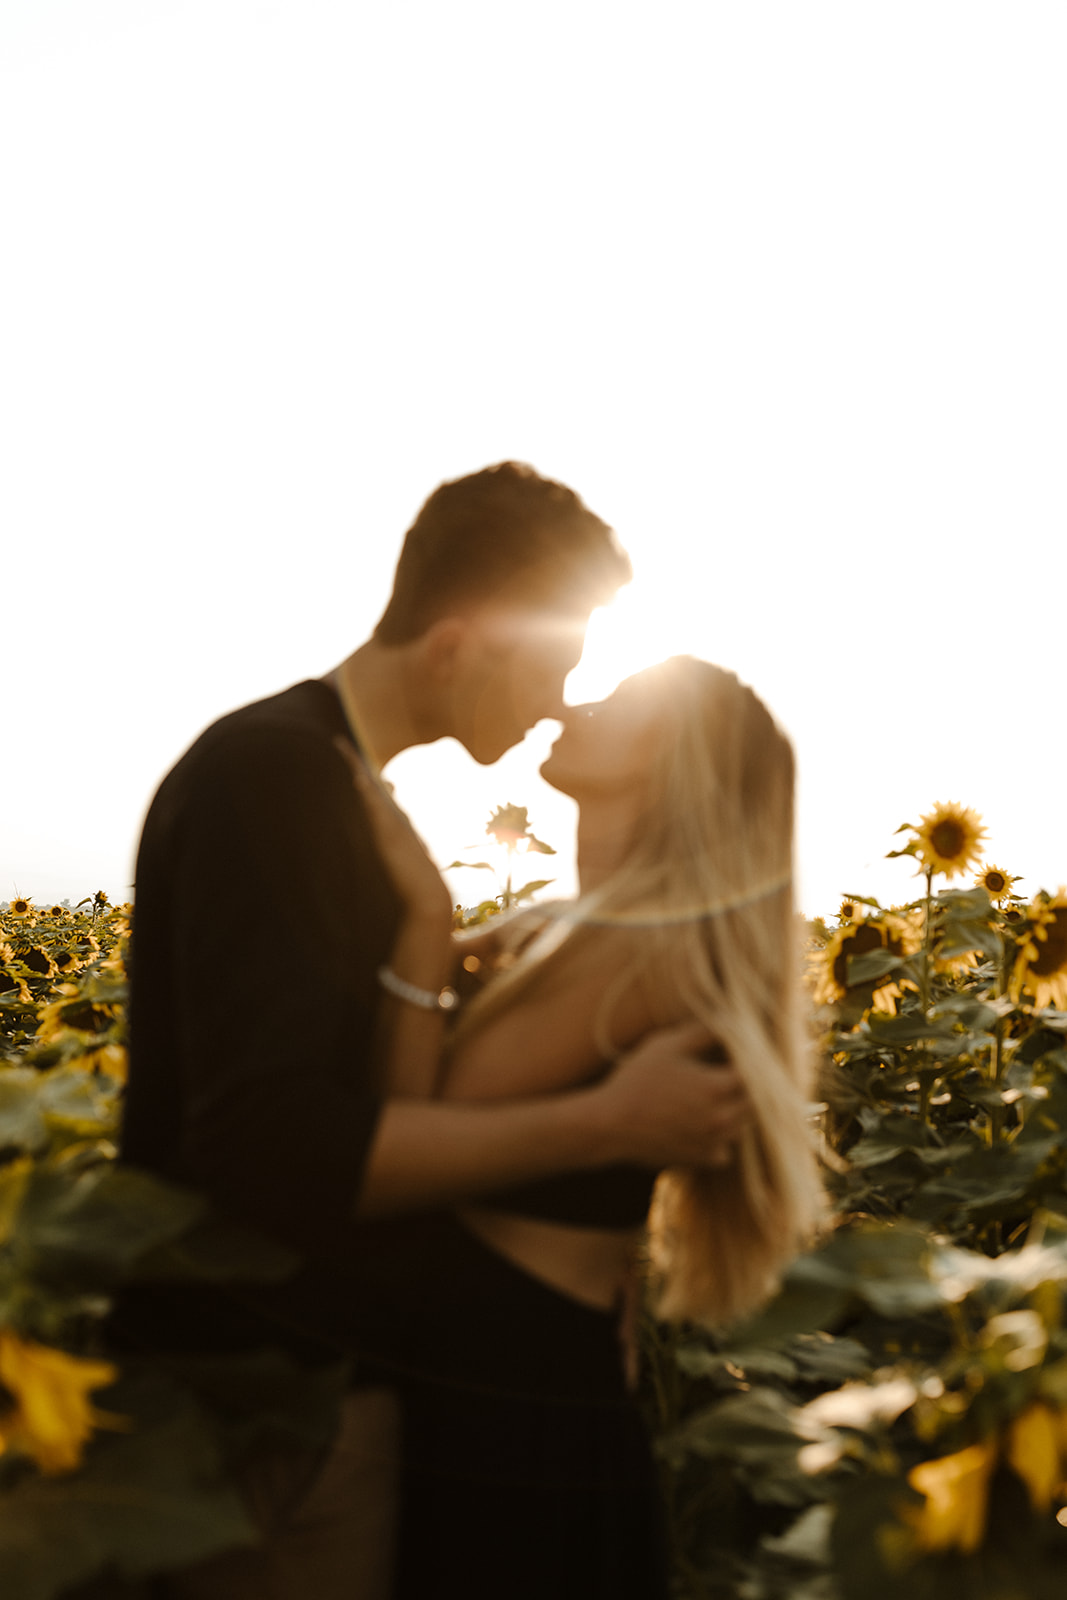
[3,1,1065,918]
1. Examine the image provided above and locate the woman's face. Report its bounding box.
[540,673,666,800]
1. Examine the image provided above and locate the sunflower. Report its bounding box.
[934,948,980,979]
[7,897,32,919]
[914,803,987,880]
[811,913,920,1010]
[50,949,80,975]
[76,1043,128,1082]
[1011,890,1067,1010]
[0,1330,120,1476]
[838,900,858,924]
[975,865,1014,902]
[19,947,54,979]
[486,803,530,848]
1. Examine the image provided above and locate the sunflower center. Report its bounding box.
[984,872,1007,894]
[833,923,884,989]
[1031,910,1067,978]
[929,820,966,860]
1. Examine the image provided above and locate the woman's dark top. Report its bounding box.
[485,1163,659,1228]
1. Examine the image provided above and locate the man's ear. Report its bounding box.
[416,616,470,682]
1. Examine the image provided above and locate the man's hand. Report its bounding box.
[594,1021,751,1170]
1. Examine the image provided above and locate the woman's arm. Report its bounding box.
[357,1020,749,1216]
[442,934,677,1103]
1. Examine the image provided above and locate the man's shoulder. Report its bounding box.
[146,681,352,830]
[200,678,344,746]
[174,680,345,774]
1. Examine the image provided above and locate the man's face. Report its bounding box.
[448,606,589,765]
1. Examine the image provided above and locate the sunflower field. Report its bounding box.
[2,799,1067,1598]
[0,896,345,1600]
[645,803,1067,1600]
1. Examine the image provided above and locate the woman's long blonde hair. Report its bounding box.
[452,657,824,1328]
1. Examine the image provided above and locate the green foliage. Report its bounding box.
[645,827,1067,1599]
[449,803,557,922]
[5,810,1066,1597]
[0,896,337,1599]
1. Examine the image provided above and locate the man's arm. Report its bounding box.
[357,1021,750,1217]
[140,718,398,1251]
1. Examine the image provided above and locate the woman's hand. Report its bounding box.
[595,1021,751,1170]
[334,737,453,926]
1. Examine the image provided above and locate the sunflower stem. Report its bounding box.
[920,867,935,1013]
[987,937,1011,1146]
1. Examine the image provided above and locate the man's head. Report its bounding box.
[375,463,631,763]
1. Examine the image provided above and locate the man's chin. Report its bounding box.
[465,735,521,766]
[538,756,575,799]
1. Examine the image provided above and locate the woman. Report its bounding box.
[347,656,823,1599]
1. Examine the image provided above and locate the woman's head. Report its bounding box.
[542,657,795,924]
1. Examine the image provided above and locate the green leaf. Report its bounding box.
[929,996,1006,1031]
[675,1344,798,1384]
[0,1070,48,1153]
[660,1387,811,1507]
[730,1282,853,1347]
[150,1349,348,1458]
[0,1373,254,1600]
[846,950,906,986]
[782,1224,944,1319]
[10,1165,207,1289]
[512,879,554,903]
[525,835,556,856]
[867,1015,956,1045]
[832,1474,928,1600]
[787,1335,873,1387]
[443,860,495,872]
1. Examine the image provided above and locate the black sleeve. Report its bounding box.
[163,722,398,1252]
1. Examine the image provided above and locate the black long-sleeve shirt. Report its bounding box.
[119,679,401,1357]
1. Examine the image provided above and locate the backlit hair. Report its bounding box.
[374,462,631,644]
[451,657,824,1328]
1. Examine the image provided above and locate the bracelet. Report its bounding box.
[377,965,460,1013]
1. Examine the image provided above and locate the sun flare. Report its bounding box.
[564,587,693,707]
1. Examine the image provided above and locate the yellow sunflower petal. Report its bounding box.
[1006,1403,1062,1513]
[0,1331,119,1476]
[904,1440,997,1553]
[1012,891,1067,1009]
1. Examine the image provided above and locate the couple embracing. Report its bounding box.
[119,462,823,1598]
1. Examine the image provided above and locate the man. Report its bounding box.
[121,462,749,1597]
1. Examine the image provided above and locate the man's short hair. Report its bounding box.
[374,462,632,645]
